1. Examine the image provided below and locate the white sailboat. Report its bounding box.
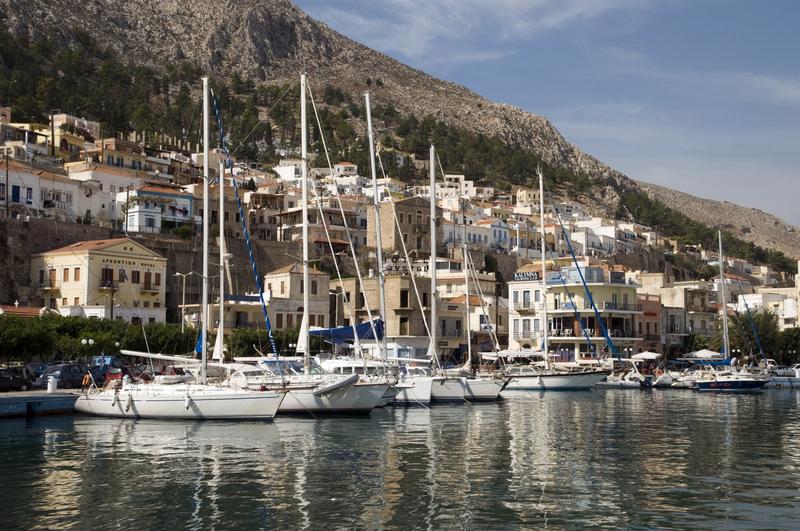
[503,168,610,391]
[228,74,389,413]
[74,77,285,420]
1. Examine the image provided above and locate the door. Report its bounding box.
[11,185,20,203]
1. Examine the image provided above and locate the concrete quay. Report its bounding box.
[0,391,78,418]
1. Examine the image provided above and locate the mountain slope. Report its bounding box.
[638,181,800,259]
[2,0,798,260]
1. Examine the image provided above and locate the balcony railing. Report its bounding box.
[513,301,536,312]
[141,282,161,293]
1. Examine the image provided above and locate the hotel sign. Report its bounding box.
[383,256,430,275]
[513,271,541,281]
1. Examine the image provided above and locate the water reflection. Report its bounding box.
[1,391,799,529]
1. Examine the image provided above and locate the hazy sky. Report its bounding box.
[296,0,800,225]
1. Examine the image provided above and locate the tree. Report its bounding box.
[710,310,779,361]
[778,328,800,364]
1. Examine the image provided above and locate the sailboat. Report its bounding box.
[74,77,285,420]
[229,74,389,413]
[502,168,610,391]
[694,231,768,392]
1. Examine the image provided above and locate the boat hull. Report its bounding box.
[377,384,401,407]
[277,382,388,413]
[505,370,610,391]
[595,379,643,389]
[74,384,284,420]
[766,376,800,388]
[430,377,466,402]
[394,376,434,405]
[696,379,767,392]
[464,378,503,400]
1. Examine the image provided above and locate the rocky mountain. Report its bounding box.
[2,0,798,259]
[638,181,800,259]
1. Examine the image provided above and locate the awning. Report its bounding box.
[632,351,661,360]
[309,319,384,344]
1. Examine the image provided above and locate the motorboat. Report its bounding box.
[695,369,769,392]
[595,358,650,389]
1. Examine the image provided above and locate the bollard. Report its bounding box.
[47,375,58,394]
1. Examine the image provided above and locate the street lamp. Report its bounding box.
[174,271,198,333]
[81,338,95,363]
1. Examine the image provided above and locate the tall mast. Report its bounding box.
[300,73,311,375]
[538,168,549,366]
[214,159,225,361]
[365,93,387,363]
[718,230,730,358]
[201,76,209,384]
[427,145,438,364]
[463,204,472,372]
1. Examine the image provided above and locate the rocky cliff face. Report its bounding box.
[637,182,800,259]
[2,0,797,257]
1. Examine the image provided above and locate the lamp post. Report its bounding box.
[81,338,95,363]
[174,271,197,333]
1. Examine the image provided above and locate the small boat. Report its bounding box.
[595,358,650,389]
[695,369,768,392]
[504,362,611,390]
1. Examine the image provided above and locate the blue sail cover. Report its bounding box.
[310,319,384,344]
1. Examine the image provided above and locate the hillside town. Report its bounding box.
[2,108,798,363]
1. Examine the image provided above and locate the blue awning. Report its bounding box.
[309,319,384,344]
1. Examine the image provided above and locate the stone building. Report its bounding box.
[30,237,167,323]
[367,196,442,256]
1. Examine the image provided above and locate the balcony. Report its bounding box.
[512,301,536,313]
[98,280,117,290]
[512,331,534,341]
[141,282,161,293]
[39,280,59,292]
[597,301,643,312]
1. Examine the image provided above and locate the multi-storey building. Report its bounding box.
[367,196,442,256]
[117,184,193,233]
[637,272,719,339]
[30,237,167,323]
[507,263,642,359]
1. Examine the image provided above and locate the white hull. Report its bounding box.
[377,384,401,407]
[505,370,610,390]
[464,378,503,400]
[74,383,284,420]
[652,373,674,388]
[430,376,467,402]
[277,382,388,413]
[595,379,642,389]
[766,376,800,388]
[394,376,434,405]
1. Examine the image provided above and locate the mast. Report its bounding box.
[538,168,549,367]
[718,230,730,358]
[463,204,472,372]
[427,145,438,364]
[201,76,209,384]
[214,159,225,361]
[300,73,311,375]
[365,93,387,364]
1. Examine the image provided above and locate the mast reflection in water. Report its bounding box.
[2,390,800,529]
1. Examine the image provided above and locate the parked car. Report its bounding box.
[25,363,48,382]
[35,363,89,389]
[0,368,31,392]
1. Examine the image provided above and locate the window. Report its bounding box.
[309,315,315,327]
[143,301,150,308]
[522,290,531,308]
[63,268,69,282]
[280,281,285,295]
[154,302,160,308]
[287,314,293,328]
[74,267,80,282]
[422,292,429,307]
[154,272,161,286]
[534,319,540,332]
[512,291,518,304]
[311,280,318,295]
[61,297,67,306]
[654,322,658,334]
[534,290,540,303]
[149,317,156,324]
[131,270,140,284]
[74,297,79,305]
[38,269,44,284]
[276,313,283,329]
[400,289,409,308]
[522,319,531,335]
[400,317,409,335]
[318,315,325,327]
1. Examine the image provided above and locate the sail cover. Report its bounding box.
[310,319,384,344]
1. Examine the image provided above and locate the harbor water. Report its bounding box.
[2,389,799,529]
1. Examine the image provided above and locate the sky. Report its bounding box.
[295,0,800,225]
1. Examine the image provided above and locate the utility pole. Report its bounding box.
[50,111,55,158]
[4,150,8,218]
[124,185,130,233]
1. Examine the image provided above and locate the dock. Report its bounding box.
[0,391,79,418]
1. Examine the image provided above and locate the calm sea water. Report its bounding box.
[2,390,800,530]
